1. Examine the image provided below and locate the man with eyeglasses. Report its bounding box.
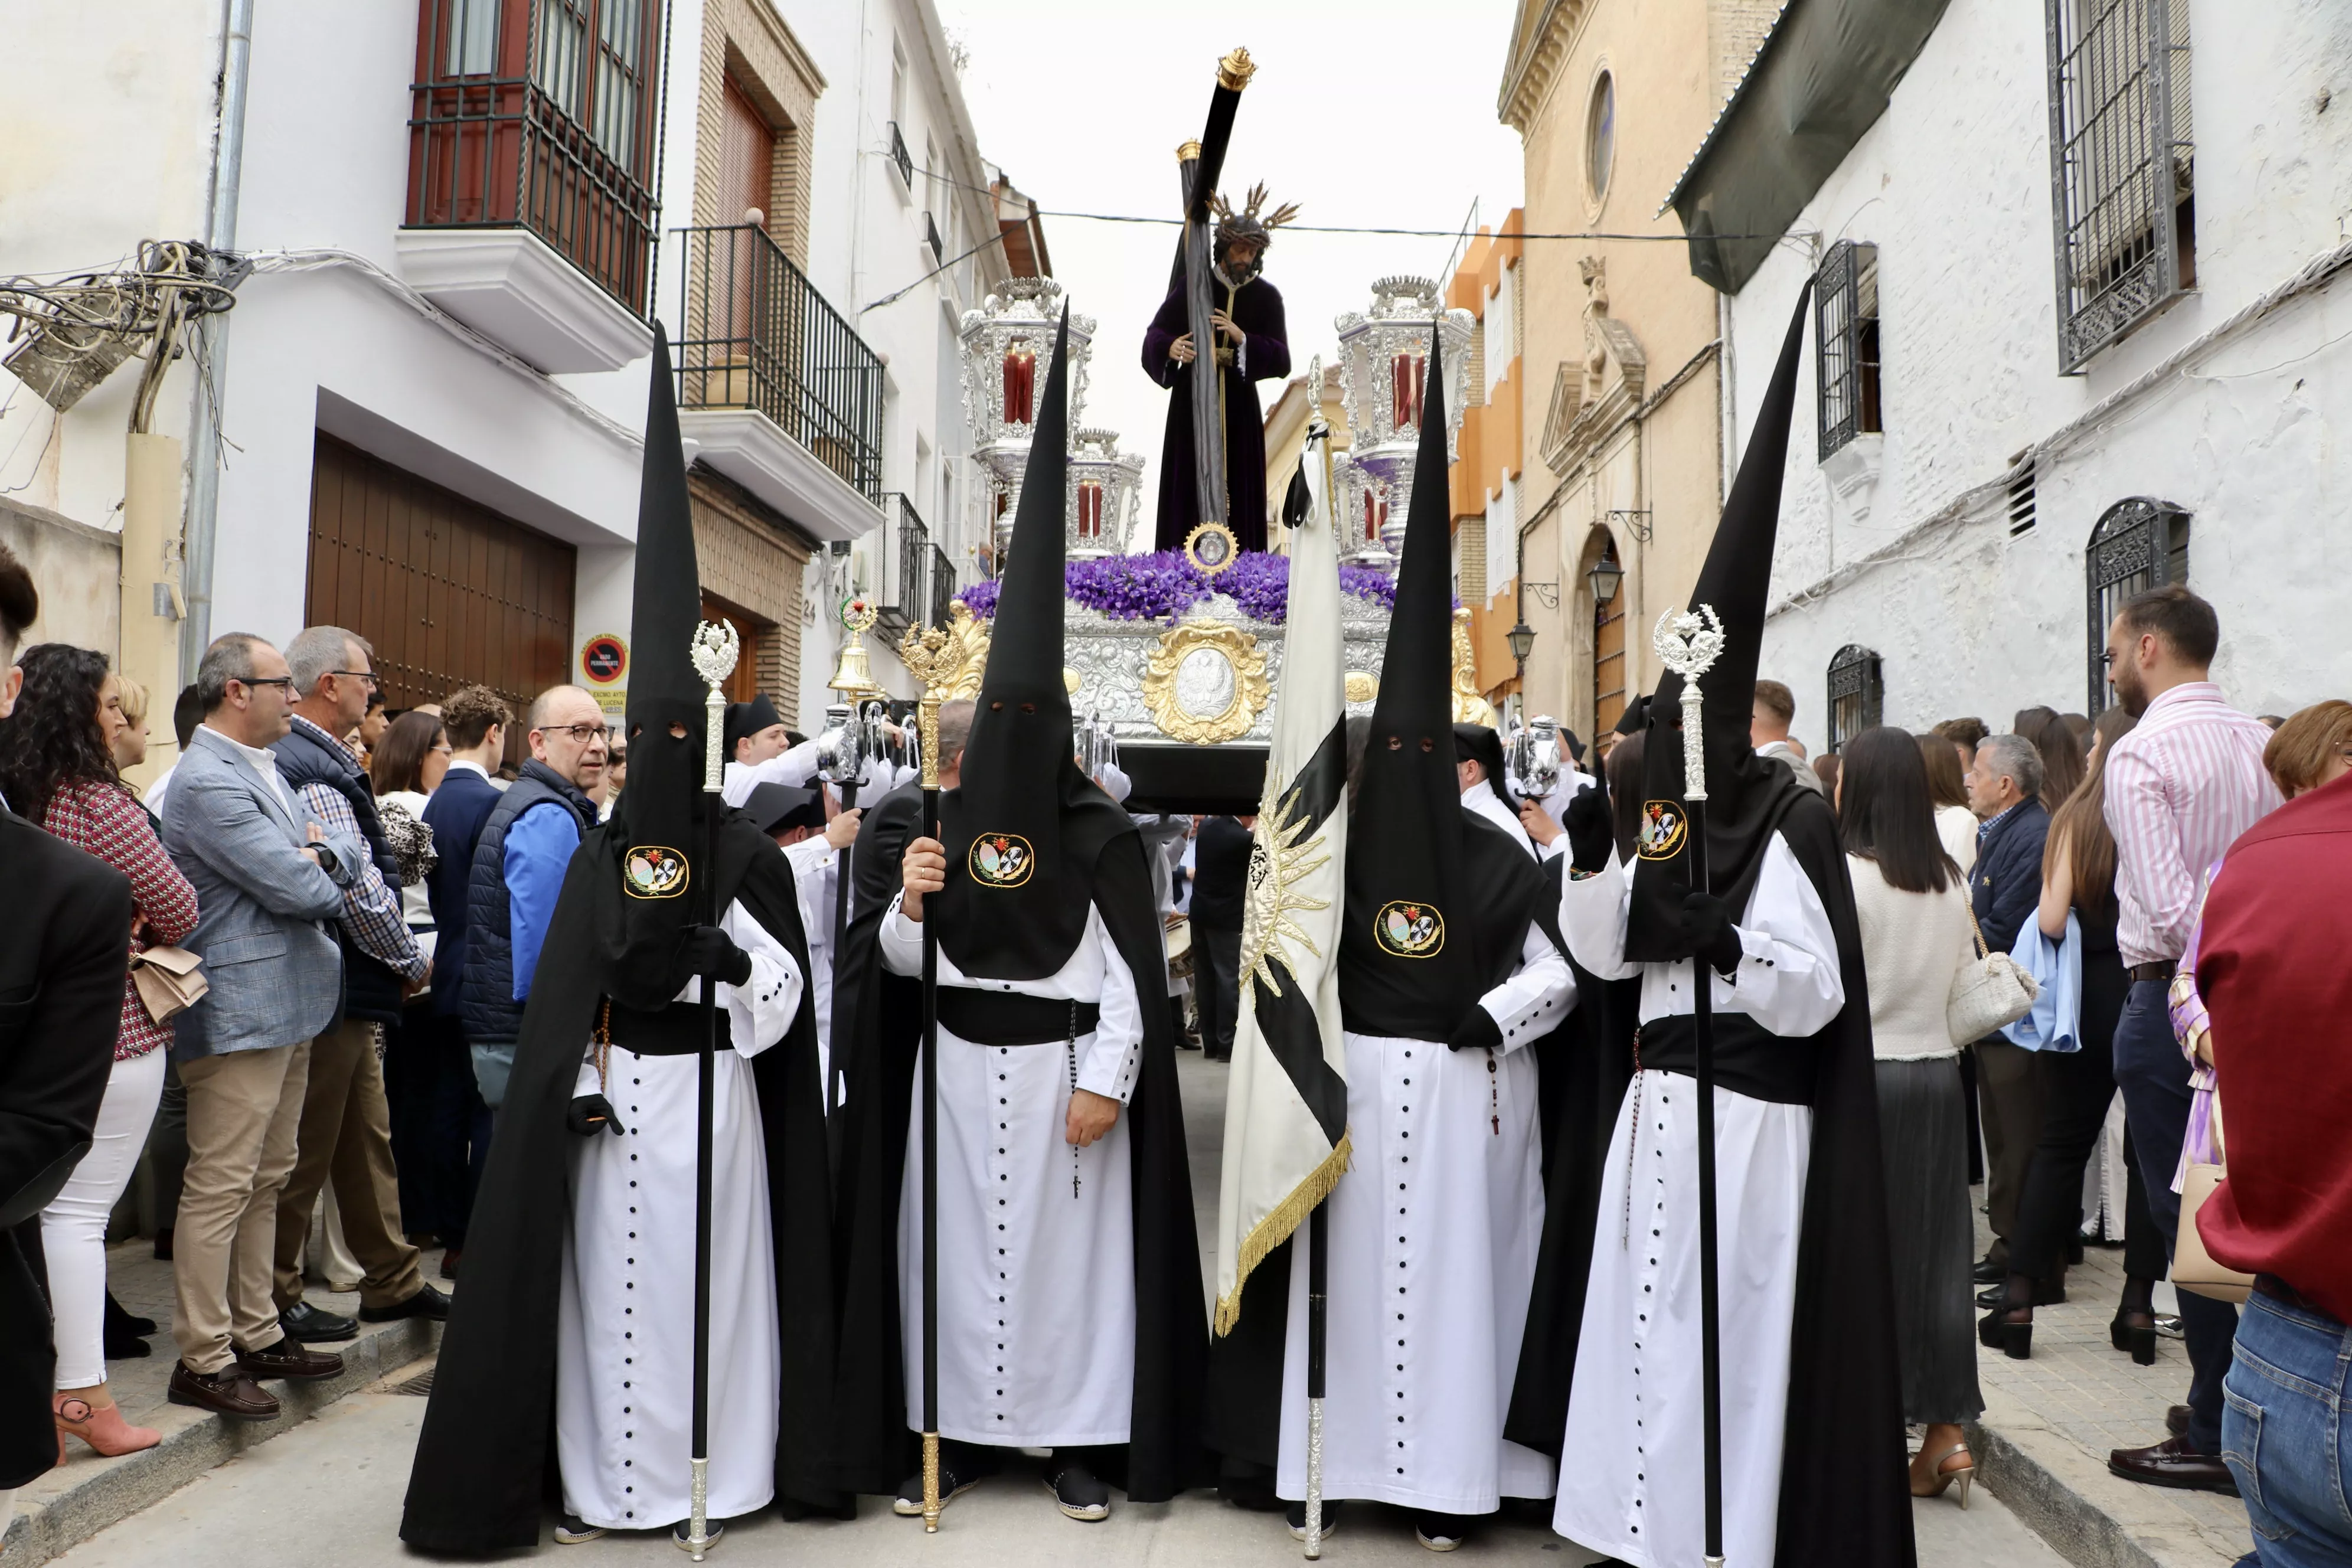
[264,628,447,1350]
[159,633,371,1420]
[460,687,607,1135]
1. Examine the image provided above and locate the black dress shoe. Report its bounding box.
[1044,1458,1111,1521]
[235,1336,345,1381]
[168,1360,280,1420]
[360,1282,451,1322]
[280,1301,359,1342]
[2108,1435,2239,1494]
[2167,1403,2191,1438]
[1972,1250,2007,1283]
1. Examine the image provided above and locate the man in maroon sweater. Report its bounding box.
[2194,760,2352,1559]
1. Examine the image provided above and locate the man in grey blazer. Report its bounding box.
[160,633,368,1420]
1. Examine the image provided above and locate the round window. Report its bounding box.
[1586,71,1616,204]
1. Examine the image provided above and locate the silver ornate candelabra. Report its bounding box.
[1334,276,1474,573]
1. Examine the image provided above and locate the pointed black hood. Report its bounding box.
[1339,335,1506,1038]
[936,309,1131,979]
[1625,283,1814,961]
[596,326,730,1007]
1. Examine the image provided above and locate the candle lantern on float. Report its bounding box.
[1333,276,1473,573]
[959,277,1096,570]
[1065,427,1146,560]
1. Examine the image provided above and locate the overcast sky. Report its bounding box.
[934,0,1527,543]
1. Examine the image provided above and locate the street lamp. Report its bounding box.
[1587,553,1624,606]
[1505,618,1536,665]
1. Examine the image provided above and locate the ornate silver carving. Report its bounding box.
[958,278,1098,560]
[1066,427,1146,559]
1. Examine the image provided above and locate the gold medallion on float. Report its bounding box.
[624,845,688,899]
[969,833,1034,888]
[1636,801,1688,861]
[1374,900,1445,958]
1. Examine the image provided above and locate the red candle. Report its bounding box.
[1004,345,1035,425]
[1077,481,1104,538]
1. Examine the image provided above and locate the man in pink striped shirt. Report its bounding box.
[2099,585,2280,1495]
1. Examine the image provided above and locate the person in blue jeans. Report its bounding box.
[2182,703,2352,1565]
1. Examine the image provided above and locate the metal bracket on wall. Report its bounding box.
[1523,581,1560,610]
[1607,508,1654,543]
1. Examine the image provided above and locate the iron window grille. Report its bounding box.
[924,211,945,261]
[1826,644,1883,755]
[2086,496,2190,714]
[1815,240,1882,461]
[2045,0,2195,373]
[675,222,885,504]
[888,122,914,191]
[407,0,665,314]
[930,544,956,629]
[867,493,933,636]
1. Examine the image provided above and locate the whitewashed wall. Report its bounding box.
[1723,0,2352,749]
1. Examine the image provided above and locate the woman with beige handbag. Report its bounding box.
[0,648,200,1461]
[2166,700,2352,1556]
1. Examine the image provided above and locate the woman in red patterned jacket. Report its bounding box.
[0,646,198,1459]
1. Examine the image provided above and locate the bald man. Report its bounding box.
[460,686,609,1112]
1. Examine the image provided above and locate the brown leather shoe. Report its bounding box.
[2108,1435,2239,1494]
[168,1361,281,1421]
[233,1337,345,1381]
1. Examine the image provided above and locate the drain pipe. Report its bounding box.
[178,0,255,675]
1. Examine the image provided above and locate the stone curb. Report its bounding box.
[0,1315,439,1567]
[1971,1388,2247,1568]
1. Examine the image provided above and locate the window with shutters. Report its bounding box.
[1815,240,1881,461]
[2046,0,2196,372]
[2086,497,2190,714]
[1826,645,1883,754]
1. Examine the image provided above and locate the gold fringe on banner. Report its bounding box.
[1212,1132,1353,1338]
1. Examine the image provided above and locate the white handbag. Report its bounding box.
[1948,901,2041,1043]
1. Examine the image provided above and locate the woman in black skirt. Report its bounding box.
[1837,729,1985,1504]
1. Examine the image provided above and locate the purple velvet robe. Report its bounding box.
[1141,275,1290,554]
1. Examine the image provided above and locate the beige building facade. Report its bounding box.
[1494,0,1776,742]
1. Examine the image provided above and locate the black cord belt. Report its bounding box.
[600,999,736,1057]
[936,989,1100,1046]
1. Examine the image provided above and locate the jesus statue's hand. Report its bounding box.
[1210,309,1245,346]
[1168,333,1197,366]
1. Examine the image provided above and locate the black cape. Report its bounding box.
[400,820,841,1552]
[825,782,1210,1501]
[1206,810,1584,1474]
[1505,785,1916,1568]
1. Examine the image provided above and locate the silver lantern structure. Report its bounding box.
[1066,427,1147,558]
[1334,276,1474,571]
[959,277,1096,568]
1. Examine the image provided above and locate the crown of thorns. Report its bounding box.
[1211,184,1301,244]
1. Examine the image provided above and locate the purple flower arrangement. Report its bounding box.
[960,550,1410,625]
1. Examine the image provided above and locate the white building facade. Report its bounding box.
[0,0,1029,768]
[1682,0,2352,751]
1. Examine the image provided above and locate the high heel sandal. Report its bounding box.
[54,1389,162,1459]
[2111,1311,2160,1366]
[1910,1442,1976,1508]
[1977,1304,2033,1360]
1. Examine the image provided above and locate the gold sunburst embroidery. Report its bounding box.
[1238,765,1334,998]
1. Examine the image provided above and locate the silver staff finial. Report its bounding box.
[1652,606,1724,803]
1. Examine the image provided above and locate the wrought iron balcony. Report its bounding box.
[405,0,662,317]
[870,492,933,635]
[675,222,884,505]
[924,211,945,261]
[888,122,914,191]
[930,543,956,629]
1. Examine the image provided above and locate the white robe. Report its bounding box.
[1464,782,1541,860]
[1275,922,1576,1515]
[881,896,1146,1447]
[780,835,841,1103]
[556,898,806,1530]
[1550,836,1844,1568]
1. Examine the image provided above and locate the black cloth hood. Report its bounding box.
[937,308,1134,979]
[1341,333,1494,1040]
[1626,285,1814,963]
[600,325,726,1007]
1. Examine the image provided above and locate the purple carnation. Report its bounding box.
[956,577,1002,619]
[961,548,1410,623]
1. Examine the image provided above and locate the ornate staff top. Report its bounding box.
[1652,605,1724,803]
[690,620,741,794]
[899,615,975,792]
[1217,46,1257,91]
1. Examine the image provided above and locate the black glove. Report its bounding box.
[1447,1006,1502,1053]
[1564,780,1616,874]
[566,1093,626,1137]
[674,923,754,988]
[1681,891,1745,976]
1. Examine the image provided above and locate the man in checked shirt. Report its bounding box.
[2098,586,2280,1495]
[264,627,451,1344]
